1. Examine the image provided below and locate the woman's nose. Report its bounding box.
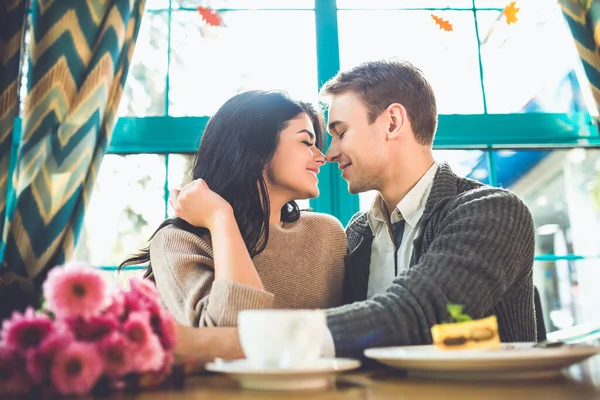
[314,147,327,165]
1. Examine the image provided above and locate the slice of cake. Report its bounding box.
[430,304,501,350]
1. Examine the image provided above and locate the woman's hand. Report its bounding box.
[169,179,233,230]
[171,179,265,291]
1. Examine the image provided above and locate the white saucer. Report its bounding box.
[364,342,600,381]
[205,358,361,391]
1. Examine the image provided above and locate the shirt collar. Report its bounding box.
[367,162,439,231]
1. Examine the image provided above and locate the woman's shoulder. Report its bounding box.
[298,210,343,226]
[150,223,212,254]
[290,212,347,261]
[295,211,345,238]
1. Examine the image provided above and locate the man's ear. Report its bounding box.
[386,103,407,140]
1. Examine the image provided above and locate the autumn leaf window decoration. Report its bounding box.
[503,2,520,25]
[197,6,223,27]
[431,1,520,32]
[431,14,453,32]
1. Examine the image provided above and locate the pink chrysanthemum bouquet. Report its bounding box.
[0,262,178,397]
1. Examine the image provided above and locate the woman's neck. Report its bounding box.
[268,193,288,225]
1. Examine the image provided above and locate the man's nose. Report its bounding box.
[326,141,340,163]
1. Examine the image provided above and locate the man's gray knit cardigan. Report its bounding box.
[325,162,537,356]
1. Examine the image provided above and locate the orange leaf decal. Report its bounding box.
[503,1,519,25]
[431,14,453,32]
[197,7,223,27]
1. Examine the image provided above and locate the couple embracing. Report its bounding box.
[121,59,537,361]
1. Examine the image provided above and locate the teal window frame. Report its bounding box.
[110,112,600,219]
[14,1,600,268]
[111,0,600,224]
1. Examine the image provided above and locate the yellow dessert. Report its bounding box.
[430,305,500,350]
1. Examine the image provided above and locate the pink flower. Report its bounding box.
[134,335,165,372]
[151,308,178,351]
[160,350,175,376]
[124,311,164,372]
[43,263,110,319]
[137,350,174,388]
[1,308,55,353]
[50,341,103,395]
[123,289,159,315]
[124,311,153,349]
[68,315,117,342]
[97,332,133,377]
[122,278,163,319]
[104,292,126,320]
[26,323,74,384]
[0,344,32,395]
[129,277,159,305]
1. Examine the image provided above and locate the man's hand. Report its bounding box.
[170,179,234,230]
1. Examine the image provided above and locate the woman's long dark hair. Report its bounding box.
[119,91,325,278]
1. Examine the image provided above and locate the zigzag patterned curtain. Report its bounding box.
[560,0,600,113]
[0,0,145,289]
[0,0,27,247]
[0,0,29,316]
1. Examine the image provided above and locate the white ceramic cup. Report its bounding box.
[238,309,327,369]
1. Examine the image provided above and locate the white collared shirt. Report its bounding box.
[366,162,439,298]
[321,162,439,357]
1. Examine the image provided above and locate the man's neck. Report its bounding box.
[379,154,435,216]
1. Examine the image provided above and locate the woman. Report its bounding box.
[120,90,346,328]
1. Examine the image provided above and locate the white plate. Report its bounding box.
[364,342,600,381]
[205,358,361,391]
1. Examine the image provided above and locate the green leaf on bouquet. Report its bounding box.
[38,296,55,319]
[38,295,45,312]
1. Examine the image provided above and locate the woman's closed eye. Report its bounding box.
[303,140,315,147]
[338,131,346,140]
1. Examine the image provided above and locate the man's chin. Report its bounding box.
[347,182,368,195]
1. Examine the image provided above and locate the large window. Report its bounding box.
[476,3,590,113]
[119,1,318,118]
[71,0,600,334]
[168,10,317,116]
[509,149,600,332]
[74,154,166,266]
[338,9,484,114]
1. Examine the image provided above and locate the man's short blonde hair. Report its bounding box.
[320,59,438,145]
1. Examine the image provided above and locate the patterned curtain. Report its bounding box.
[0,0,27,237]
[0,0,146,299]
[0,0,29,317]
[560,0,600,114]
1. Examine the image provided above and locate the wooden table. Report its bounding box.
[122,355,600,399]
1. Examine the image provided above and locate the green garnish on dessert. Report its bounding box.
[431,304,500,350]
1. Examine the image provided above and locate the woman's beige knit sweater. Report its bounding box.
[149,212,347,327]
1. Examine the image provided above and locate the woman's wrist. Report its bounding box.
[207,206,235,231]
[174,326,244,364]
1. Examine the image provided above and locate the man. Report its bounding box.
[172,59,536,360]
[316,59,535,356]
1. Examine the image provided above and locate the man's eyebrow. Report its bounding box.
[297,129,315,140]
[328,120,344,133]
